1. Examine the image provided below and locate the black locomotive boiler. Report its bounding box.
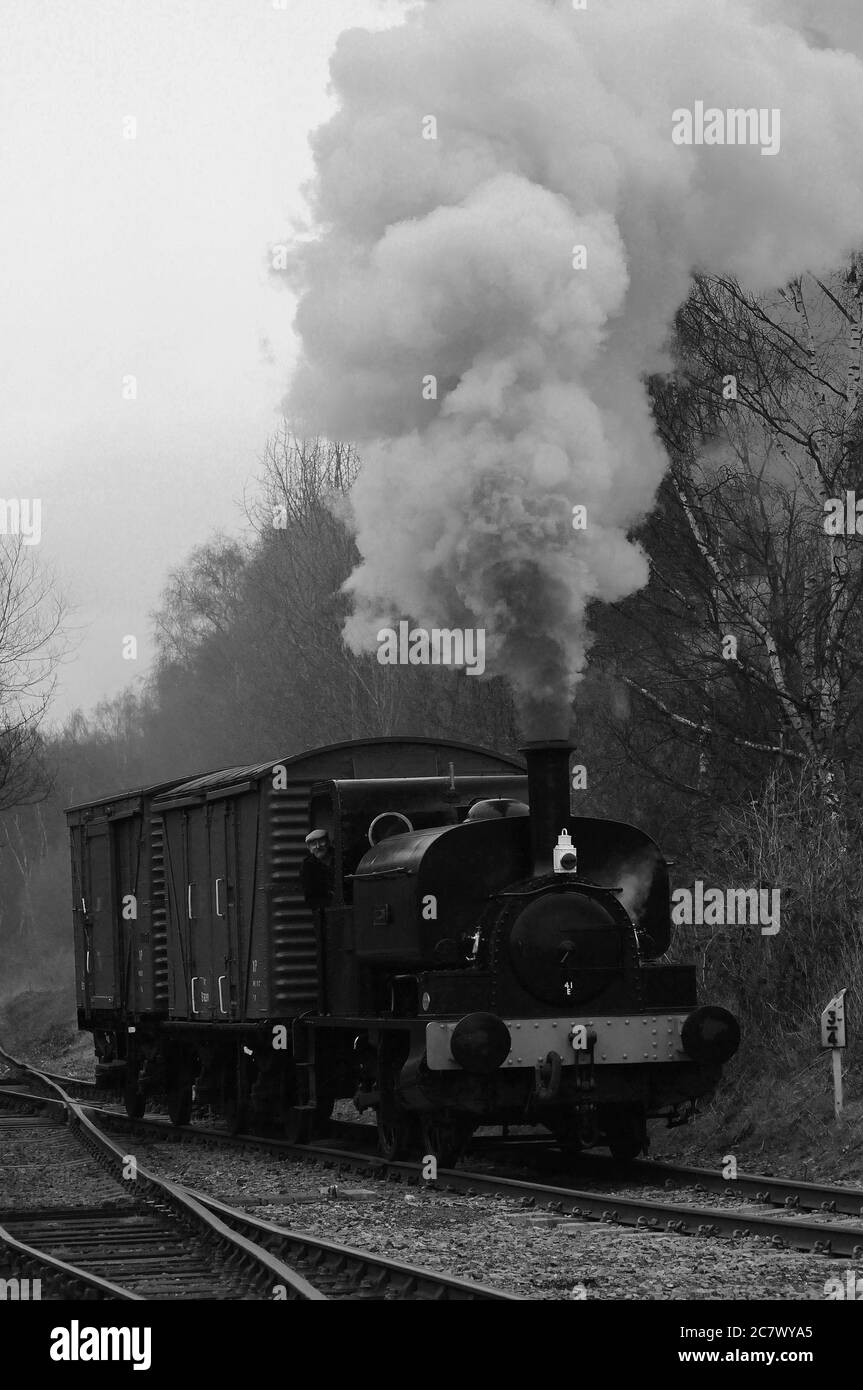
[67,736,739,1165]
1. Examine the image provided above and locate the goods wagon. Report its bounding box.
[67,738,524,1122]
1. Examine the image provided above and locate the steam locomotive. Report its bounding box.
[67,736,739,1165]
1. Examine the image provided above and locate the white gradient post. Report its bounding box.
[820,990,847,1120]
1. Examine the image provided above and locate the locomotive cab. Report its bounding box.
[308,772,530,1012]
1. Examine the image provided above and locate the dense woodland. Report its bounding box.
[3,265,863,1070]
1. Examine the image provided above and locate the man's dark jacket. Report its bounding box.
[299,852,334,910]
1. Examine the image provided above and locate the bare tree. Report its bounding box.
[0,535,62,809]
[602,262,863,801]
[152,536,248,665]
[244,425,517,748]
[144,427,516,770]
[245,427,398,737]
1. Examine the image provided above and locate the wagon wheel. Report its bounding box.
[166,1051,194,1127]
[607,1133,643,1162]
[310,1094,335,1140]
[223,1048,253,1135]
[123,1062,146,1120]
[279,1062,314,1144]
[419,1115,473,1170]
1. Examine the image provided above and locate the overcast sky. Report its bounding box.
[6,0,863,731]
[1,0,405,726]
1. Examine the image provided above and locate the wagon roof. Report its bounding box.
[65,775,194,817]
[149,736,524,804]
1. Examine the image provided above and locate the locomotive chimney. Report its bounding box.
[519,740,573,874]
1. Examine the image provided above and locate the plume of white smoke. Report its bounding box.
[284,0,863,735]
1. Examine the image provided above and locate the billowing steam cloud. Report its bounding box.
[284,0,863,734]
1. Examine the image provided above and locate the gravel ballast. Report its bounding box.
[102,1128,856,1301]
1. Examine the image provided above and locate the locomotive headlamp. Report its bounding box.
[450,1012,511,1074]
[553,830,578,874]
[680,1006,741,1065]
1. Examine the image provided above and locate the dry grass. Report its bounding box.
[674,760,863,1074]
[656,761,863,1174]
[655,1060,863,1184]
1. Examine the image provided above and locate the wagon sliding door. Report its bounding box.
[82,825,118,1009]
[162,804,213,1020]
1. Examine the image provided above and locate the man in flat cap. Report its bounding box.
[299,829,335,913]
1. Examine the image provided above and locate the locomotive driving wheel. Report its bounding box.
[601,1104,647,1163]
[376,1113,416,1161]
[549,1125,583,1157]
[282,1106,312,1143]
[419,1115,474,1170]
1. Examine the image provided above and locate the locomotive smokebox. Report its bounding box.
[520,740,573,874]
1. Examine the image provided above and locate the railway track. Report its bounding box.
[18,1059,860,1223]
[630,1155,863,1220]
[475,1138,863,1220]
[0,1049,519,1301]
[8,1052,863,1263]
[0,1054,103,1102]
[77,1101,863,1261]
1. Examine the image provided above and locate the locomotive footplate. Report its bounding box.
[425,1013,691,1070]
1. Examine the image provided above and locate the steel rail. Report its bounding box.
[0,1061,520,1300]
[189,1190,521,1300]
[465,1139,863,1220]
[0,1046,322,1300]
[629,1156,863,1218]
[8,1050,863,1258]
[0,1216,142,1301]
[80,1104,863,1260]
[0,1060,99,1102]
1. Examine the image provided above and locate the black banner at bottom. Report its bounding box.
[0,1296,853,1377]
